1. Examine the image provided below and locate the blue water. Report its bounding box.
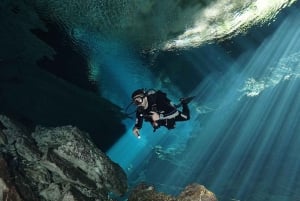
[67,3,300,201]
[105,5,300,201]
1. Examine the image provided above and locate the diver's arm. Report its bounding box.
[132,112,143,138]
[132,127,141,138]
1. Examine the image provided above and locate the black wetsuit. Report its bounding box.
[134,90,190,131]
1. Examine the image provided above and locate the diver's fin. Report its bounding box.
[174,96,195,108]
[180,96,195,104]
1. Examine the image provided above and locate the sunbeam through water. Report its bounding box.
[2,0,300,200]
[108,4,300,201]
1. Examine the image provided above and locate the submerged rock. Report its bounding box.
[128,183,217,201]
[0,115,127,201]
[177,184,218,201]
[128,183,176,201]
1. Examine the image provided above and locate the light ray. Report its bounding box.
[108,5,300,201]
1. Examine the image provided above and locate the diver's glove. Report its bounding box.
[152,122,160,132]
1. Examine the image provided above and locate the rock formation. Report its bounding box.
[128,183,218,201]
[0,115,127,201]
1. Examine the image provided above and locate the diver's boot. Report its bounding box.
[174,96,195,108]
[180,96,195,105]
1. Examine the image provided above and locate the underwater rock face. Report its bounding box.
[0,115,127,201]
[128,183,175,201]
[176,184,218,201]
[0,156,23,201]
[128,183,217,201]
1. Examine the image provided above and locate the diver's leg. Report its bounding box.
[175,103,190,121]
[181,103,190,120]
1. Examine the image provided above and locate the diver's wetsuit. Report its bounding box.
[134,90,190,131]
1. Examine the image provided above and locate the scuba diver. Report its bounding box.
[131,88,194,138]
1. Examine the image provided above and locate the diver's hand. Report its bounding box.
[132,127,141,139]
[150,111,160,121]
[152,121,159,128]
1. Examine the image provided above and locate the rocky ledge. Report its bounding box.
[128,183,217,201]
[0,115,127,201]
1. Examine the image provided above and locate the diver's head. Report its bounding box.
[131,89,148,108]
[131,89,145,99]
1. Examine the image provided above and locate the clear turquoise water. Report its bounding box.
[107,3,300,201]
[10,0,299,200]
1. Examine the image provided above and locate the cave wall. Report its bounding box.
[0,0,126,151]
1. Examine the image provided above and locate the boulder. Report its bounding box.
[128,183,217,201]
[0,115,127,201]
[177,183,218,201]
